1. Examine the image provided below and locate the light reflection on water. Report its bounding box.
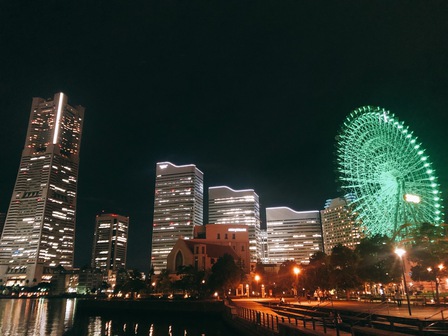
[0,299,236,335]
[0,298,76,336]
[68,315,233,335]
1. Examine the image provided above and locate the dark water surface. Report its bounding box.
[0,298,237,336]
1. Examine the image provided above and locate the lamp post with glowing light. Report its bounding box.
[254,274,261,297]
[395,247,412,315]
[293,267,301,301]
[432,264,444,305]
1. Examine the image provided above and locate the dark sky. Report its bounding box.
[1,1,448,272]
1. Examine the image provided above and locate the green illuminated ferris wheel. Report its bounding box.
[335,106,444,237]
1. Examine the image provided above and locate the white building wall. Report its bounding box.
[151,162,204,274]
[209,186,261,262]
[266,207,322,264]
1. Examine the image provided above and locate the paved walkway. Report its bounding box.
[233,297,448,321]
[231,298,352,335]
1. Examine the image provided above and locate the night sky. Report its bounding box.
[1,1,448,272]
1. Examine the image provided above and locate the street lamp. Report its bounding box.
[293,267,301,300]
[395,247,412,316]
[436,264,444,305]
[254,274,261,297]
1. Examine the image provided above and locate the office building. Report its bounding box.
[208,186,261,262]
[260,229,268,264]
[0,92,84,285]
[91,213,129,273]
[321,196,361,254]
[0,213,5,239]
[266,207,322,264]
[151,162,204,274]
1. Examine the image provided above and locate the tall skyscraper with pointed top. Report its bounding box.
[151,162,204,274]
[0,93,84,285]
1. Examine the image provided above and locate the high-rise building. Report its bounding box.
[266,207,323,264]
[0,213,6,239]
[0,93,84,285]
[91,213,129,273]
[321,196,361,254]
[260,229,269,264]
[208,186,261,262]
[151,162,204,274]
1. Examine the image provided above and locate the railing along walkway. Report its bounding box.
[233,303,351,335]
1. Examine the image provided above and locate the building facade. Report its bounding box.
[265,207,323,264]
[321,196,361,254]
[91,213,129,273]
[151,162,204,274]
[0,213,5,239]
[260,229,268,264]
[0,93,84,285]
[166,238,240,274]
[193,224,250,273]
[208,186,261,262]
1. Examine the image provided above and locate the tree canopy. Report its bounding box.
[208,254,244,296]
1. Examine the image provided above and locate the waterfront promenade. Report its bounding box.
[71,296,448,335]
[229,297,448,335]
[232,297,448,320]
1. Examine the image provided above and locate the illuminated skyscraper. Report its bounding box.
[0,93,84,285]
[0,213,5,239]
[151,162,204,274]
[266,207,322,264]
[208,186,261,262]
[91,213,129,273]
[321,196,361,254]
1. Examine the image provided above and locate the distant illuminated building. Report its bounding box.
[91,213,129,273]
[151,162,204,274]
[266,207,322,264]
[208,186,261,262]
[0,93,84,285]
[321,195,361,254]
[260,229,268,263]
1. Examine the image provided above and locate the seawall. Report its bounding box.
[75,299,225,316]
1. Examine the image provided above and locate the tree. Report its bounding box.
[355,235,401,287]
[329,245,362,298]
[156,269,173,294]
[208,254,244,297]
[408,222,448,304]
[254,260,265,276]
[276,260,298,294]
[120,269,147,298]
[175,265,205,296]
[302,252,330,292]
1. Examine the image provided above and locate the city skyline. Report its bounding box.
[2,2,448,272]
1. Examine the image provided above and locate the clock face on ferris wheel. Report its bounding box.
[335,106,443,237]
